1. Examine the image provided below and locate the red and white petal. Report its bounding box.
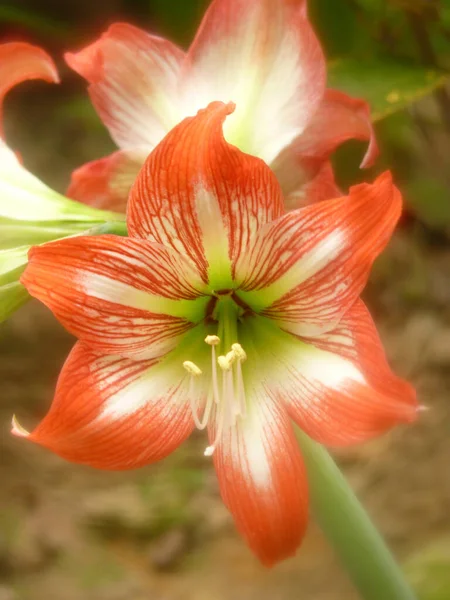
[21,235,209,359]
[290,89,379,170]
[296,161,341,207]
[65,23,184,149]
[304,299,416,404]
[211,396,308,566]
[245,316,417,447]
[236,171,401,336]
[127,101,284,288]
[0,42,59,138]
[182,0,325,164]
[274,158,341,211]
[12,342,197,469]
[272,87,377,208]
[67,148,149,212]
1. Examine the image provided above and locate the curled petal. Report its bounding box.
[211,396,308,566]
[127,101,284,288]
[182,0,325,164]
[236,171,401,336]
[0,42,59,138]
[21,235,209,359]
[65,23,184,149]
[67,148,149,212]
[13,342,197,469]
[272,89,377,207]
[244,316,417,447]
[292,89,379,169]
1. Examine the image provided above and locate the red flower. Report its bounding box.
[16,102,416,566]
[65,0,378,211]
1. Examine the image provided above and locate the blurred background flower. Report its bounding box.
[1,1,450,599]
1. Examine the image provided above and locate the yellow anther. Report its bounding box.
[226,350,236,365]
[231,343,247,361]
[183,361,202,376]
[205,334,220,346]
[217,354,233,371]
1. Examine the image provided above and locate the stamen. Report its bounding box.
[232,343,247,361]
[183,336,249,457]
[205,335,220,346]
[204,383,228,457]
[217,351,235,371]
[234,359,247,417]
[217,355,230,371]
[184,361,203,429]
[204,359,231,456]
[183,361,202,376]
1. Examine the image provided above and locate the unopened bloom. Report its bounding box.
[16,102,416,566]
[0,43,125,320]
[65,0,377,211]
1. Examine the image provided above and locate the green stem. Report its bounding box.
[297,431,416,600]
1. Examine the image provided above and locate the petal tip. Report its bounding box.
[359,135,379,169]
[64,43,103,82]
[11,414,30,438]
[199,100,236,119]
[375,170,394,189]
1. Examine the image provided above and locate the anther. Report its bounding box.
[231,343,247,361]
[217,354,234,371]
[205,335,220,346]
[226,350,236,365]
[183,361,202,376]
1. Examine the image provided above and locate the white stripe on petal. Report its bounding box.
[194,185,232,288]
[297,346,365,388]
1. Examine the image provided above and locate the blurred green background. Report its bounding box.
[1,1,450,599]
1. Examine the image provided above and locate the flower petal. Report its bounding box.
[272,87,377,208]
[0,42,59,138]
[304,299,417,404]
[127,101,284,288]
[211,395,308,566]
[12,341,198,469]
[244,315,417,447]
[67,148,149,212]
[21,235,209,359]
[290,89,379,170]
[182,0,325,164]
[236,171,401,336]
[275,159,341,210]
[65,23,184,149]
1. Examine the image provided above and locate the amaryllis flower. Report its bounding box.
[65,0,377,212]
[16,102,416,566]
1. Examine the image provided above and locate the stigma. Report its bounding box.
[182,335,248,457]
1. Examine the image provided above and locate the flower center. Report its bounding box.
[182,297,248,456]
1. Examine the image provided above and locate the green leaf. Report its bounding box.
[0,4,70,41]
[328,57,449,121]
[150,0,209,47]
